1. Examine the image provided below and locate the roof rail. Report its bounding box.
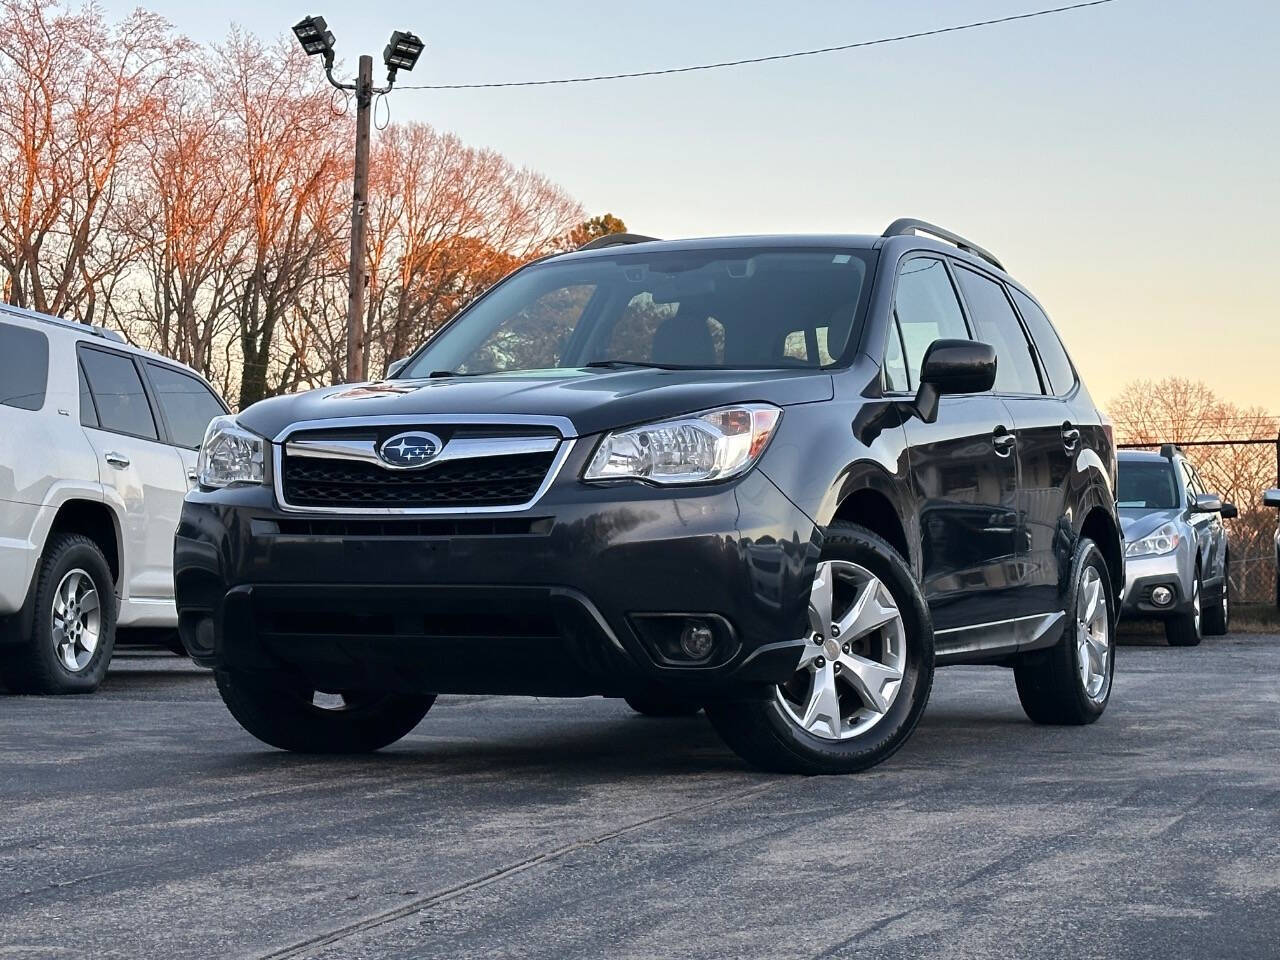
[577,232,661,251]
[1159,443,1183,460]
[0,304,125,344]
[882,218,1005,272]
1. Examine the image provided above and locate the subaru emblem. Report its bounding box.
[378,431,443,469]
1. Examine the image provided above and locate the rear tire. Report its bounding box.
[1165,571,1203,647]
[1,534,117,695]
[215,670,434,753]
[624,694,701,717]
[705,523,934,775]
[1015,538,1115,725]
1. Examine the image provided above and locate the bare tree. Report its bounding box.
[0,1,186,320]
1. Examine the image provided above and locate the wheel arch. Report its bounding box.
[47,499,122,586]
[1079,506,1122,603]
[824,463,918,574]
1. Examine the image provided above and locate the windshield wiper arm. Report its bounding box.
[583,359,688,371]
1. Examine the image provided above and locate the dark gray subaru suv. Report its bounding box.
[177,220,1123,774]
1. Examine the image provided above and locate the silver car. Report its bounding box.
[1117,446,1236,645]
[1264,488,1280,609]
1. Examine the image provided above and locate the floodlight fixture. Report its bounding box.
[383,30,424,83]
[293,15,336,67]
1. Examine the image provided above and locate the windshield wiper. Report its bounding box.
[583,359,689,371]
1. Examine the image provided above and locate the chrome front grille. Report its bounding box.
[273,419,572,514]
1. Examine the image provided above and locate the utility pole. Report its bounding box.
[292,17,424,383]
[346,54,373,383]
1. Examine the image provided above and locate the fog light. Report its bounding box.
[1150,586,1174,607]
[680,620,716,660]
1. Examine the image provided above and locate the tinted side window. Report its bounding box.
[1010,288,1075,396]
[146,363,225,448]
[893,258,969,388]
[954,266,1043,395]
[883,316,909,392]
[79,349,157,439]
[0,322,49,411]
[78,363,98,427]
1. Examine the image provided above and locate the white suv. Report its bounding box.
[0,307,227,693]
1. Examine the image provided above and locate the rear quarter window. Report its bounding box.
[0,322,50,411]
[1010,287,1076,396]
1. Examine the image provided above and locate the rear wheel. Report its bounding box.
[705,523,934,775]
[215,670,434,753]
[1015,538,1115,725]
[624,694,701,717]
[1165,571,1203,647]
[1,534,117,694]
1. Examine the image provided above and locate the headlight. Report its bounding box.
[584,404,782,485]
[197,416,266,488]
[1125,522,1181,558]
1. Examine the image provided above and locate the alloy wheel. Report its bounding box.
[52,569,101,672]
[775,560,906,740]
[1075,565,1110,702]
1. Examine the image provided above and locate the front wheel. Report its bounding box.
[1165,572,1203,647]
[215,670,435,753]
[1015,538,1115,725]
[706,523,934,775]
[1202,576,1229,636]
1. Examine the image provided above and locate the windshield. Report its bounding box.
[401,247,876,377]
[1117,460,1180,509]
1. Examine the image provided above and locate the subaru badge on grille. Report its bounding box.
[377,431,443,469]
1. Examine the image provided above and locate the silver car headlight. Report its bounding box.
[1125,521,1181,559]
[584,404,782,485]
[197,416,266,488]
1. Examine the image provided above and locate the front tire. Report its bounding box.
[1165,570,1203,647]
[215,670,435,753]
[705,523,934,775]
[1202,575,1229,636]
[1015,537,1115,725]
[1,534,117,694]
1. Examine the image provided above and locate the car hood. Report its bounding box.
[1118,508,1183,541]
[237,367,835,440]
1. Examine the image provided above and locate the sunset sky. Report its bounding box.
[103,0,1279,416]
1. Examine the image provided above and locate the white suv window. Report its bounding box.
[146,362,225,449]
[79,348,158,440]
[0,322,49,411]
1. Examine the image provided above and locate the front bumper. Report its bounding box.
[1121,551,1193,619]
[175,461,820,700]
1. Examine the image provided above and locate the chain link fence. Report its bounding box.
[1118,436,1279,605]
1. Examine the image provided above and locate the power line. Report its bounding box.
[400,0,1119,91]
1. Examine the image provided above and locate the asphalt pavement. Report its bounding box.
[3,632,1278,960]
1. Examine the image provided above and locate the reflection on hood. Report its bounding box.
[1118,508,1181,541]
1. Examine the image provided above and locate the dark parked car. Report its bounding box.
[176,220,1123,774]
[1116,446,1236,644]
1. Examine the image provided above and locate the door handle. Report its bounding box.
[992,428,1016,457]
[104,451,130,468]
[1061,423,1081,450]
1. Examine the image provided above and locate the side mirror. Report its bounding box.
[1220,502,1239,520]
[1263,488,1280,509]
[911,339,997,424]
[1192,493,1223,514]
[386,356,410,378]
